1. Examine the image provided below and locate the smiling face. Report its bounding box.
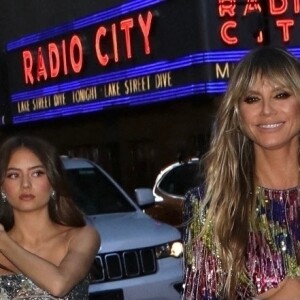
[238,74,300,152]
[1,147,53,213]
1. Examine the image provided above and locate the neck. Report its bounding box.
[255,147,299,189]
[9,210,56,243]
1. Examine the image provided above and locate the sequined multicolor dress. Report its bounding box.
[183,186,300,299]
[0,273,89,299]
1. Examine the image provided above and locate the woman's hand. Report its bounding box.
[0,224,7,233]
[257,277,300,300]
[0,224,10,245]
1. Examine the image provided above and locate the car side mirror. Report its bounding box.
[134,188,155,207]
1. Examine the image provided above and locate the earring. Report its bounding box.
[1,191,7,203]
[51,190,56,201]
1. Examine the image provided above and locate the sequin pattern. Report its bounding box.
[0,273,89,299]
[182,186,300,299]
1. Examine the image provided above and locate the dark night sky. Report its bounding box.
[0,0,123,48]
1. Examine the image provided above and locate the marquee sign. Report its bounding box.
[22,11,153,86]
[5,0,300,124]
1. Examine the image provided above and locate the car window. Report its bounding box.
[65,167,136,215]
[158,163,203,196]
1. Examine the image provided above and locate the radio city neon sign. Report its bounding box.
[219,0,299,45]
[22,11,153,85]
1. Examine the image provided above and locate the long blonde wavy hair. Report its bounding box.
[201,46,300,298]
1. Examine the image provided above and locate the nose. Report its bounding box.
[261,98,276,116]
[22,174,31,189]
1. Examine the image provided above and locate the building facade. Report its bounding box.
[0,0,298,193]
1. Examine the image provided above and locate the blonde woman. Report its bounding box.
[183,47,300,299]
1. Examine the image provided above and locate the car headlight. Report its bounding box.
[155,240,183,259]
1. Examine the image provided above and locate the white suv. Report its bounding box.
[61,156,183,300]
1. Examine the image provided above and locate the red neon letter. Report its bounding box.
[220,21,238,44]
[111,23,119,63]
[95,26,109,66]
[256,31,264,43]
[48,43,60,78]
[243,0,262,15]
[218,0,236,17]
[276,19,294,41]
[120,18,134,59]
[295,0,300,13]
[138,11,153,55]
[36,47,48,82]
[22,50,34,85]
[69,35,83,73]
[61,40,68,75]
[269,0,288,15]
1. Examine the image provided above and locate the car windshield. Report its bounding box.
[65,167,136,215]
[158,162,203,196]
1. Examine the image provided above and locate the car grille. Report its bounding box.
[90,247,157,283]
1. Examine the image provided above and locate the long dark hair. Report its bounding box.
[0,135,86,230]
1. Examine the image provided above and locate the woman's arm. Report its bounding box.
[0,224,100,297]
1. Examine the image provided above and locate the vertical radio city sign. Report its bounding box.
[4,0,300,124]
[218,0,300,45]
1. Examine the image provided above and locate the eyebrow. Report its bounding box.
[244,89,259,95]
[6,165,45,171]
[247,84,289,93]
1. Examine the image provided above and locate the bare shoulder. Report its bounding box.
[68,225,100,250]
[77,224,100,238]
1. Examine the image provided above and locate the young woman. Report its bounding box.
[183,47,300,299]
[0,135,100,299]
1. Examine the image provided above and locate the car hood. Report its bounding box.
[86,212,181,253]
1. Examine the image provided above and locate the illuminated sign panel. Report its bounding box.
[5,0,300,124]
[203,0,300,48]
